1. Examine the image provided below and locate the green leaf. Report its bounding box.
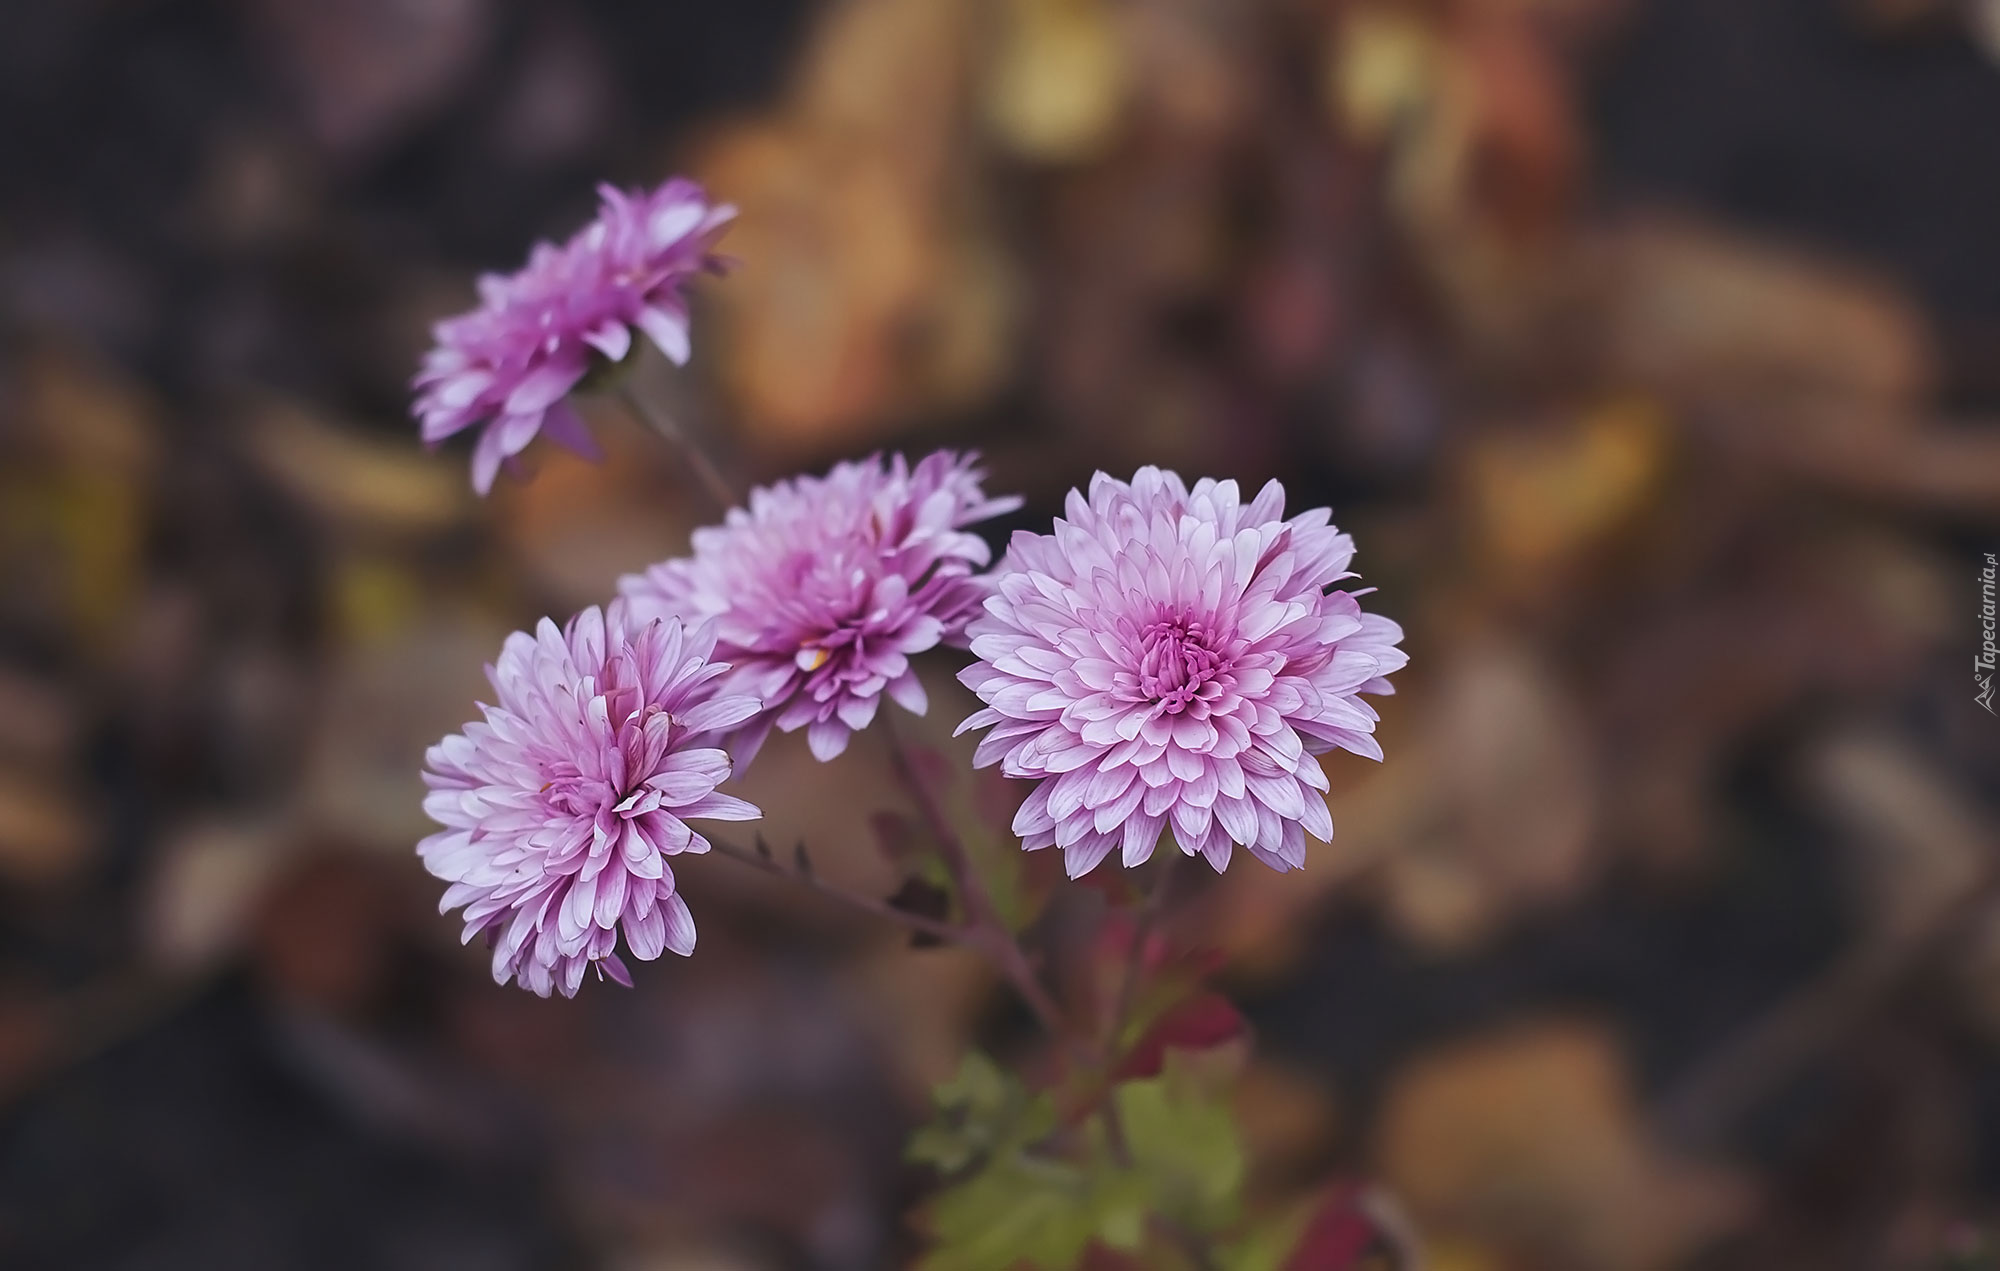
[920,1149,1170,1271]
[909,1052,1058,1174]
[912,1052,1251,1271]
[1113,1065,1246,1234]
[923,1156,1101,1271]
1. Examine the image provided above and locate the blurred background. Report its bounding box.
[3,0,2000,1267]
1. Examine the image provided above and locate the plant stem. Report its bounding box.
[1099,853,1179,1167]
[622,375,1068,1041]
[707,836,967,946]
[882,718,1071,1040]
[1106,853,1178,1054]
[616,382,739,512]
[710,822,1071,1047]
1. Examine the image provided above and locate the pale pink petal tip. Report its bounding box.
[953,467,1405,878]
[411,176,733,494]
[418,600,762,996]
[617,451,1020,768]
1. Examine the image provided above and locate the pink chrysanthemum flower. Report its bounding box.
[618,451,1022,764]
[413,178,734,494]
[418,602,762,997]
[955,468,1406,878]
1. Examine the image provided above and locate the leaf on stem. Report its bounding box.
[887,876,953,948]
[908,1051,1056,1176]
[1114,993,1247,1082]
[896,731,1049,934]
[912,1053,1249,1270]
[1092,915,1236,1076]
[1111,1063,1246,1233]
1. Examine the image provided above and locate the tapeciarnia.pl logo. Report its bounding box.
[1979,552,1997,715]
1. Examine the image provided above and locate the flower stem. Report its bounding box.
[1099,853,1178,1167]
[1106,853,1177,1055]
[616,383,739,512]
[882,718,1071,1041]
[707,836,964,946]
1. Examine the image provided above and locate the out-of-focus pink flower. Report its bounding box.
[413,178,733,494]
[419,603,762,997]
[619,452,1021,764]
[956,468,1406,878]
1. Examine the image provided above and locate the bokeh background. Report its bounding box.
[3,0,2000,1267]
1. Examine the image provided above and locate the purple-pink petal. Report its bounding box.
[417,602,761,997]
[955,467,1405,878]
[410,177,733,493]
[619,451,1022,767]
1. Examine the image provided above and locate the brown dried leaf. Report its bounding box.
[1593,217,1937,407]
[982,0,1129,163]
[1376,1021,1751,1271]
[1461,397,1671,580]
[144,815,295,973]
[695,0,1015,450]
[699,125,942,446]
[1382,642,1598,951]
[244,396,472,537]
[0,769,93,884]
[1805,730,1992,945]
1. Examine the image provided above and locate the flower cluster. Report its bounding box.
[419,604,761,997]
[955,468,1406,878]
[413,174,1408,997]
[413,179,734,493]
[619,451,1021,763]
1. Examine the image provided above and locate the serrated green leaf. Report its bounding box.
[939,1051,1011,1118]
[914,1052,1252,1271]
[910,1051,1058,1173]
[1112,1066,1245,1233]
[921,1156,1099,1271]
[908,1124,977,1174]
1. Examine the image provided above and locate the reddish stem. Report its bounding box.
[707,836,964,946]
[617,383,739,513]
[882,719,1071,1041]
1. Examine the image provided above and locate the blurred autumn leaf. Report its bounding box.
[981,0,1129,162]
[1377,1021,1750,1271]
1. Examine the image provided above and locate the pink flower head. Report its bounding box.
[955,468,1406,878]
[413,178,734,494]
[619,451,1022,764]
[419,602,762,997]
